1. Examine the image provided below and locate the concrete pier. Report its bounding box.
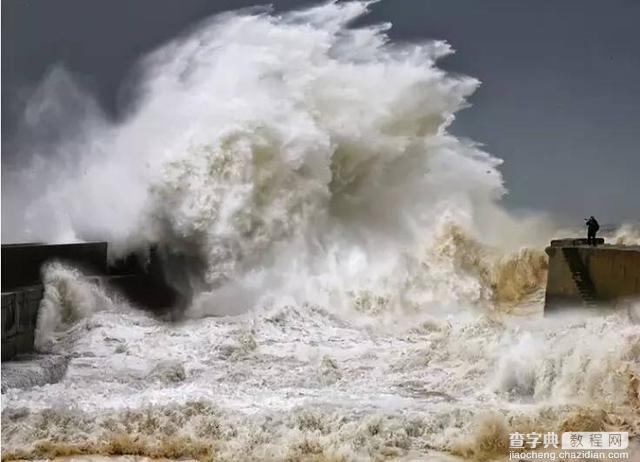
[1,243,179,361]
[1,286,44,361]
[544,238,640,311]
[2,242,108,289]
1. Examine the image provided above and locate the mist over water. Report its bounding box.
[2,2,639,461]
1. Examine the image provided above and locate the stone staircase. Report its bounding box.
[561,247,598,306]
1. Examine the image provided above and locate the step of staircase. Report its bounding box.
[561,247,598,306]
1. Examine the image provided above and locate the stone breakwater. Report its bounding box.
[544,238,640,311]
[1,242,178,361]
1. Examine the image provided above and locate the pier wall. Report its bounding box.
[1,243,178,361]
[544,239,640,310]
[1,286,43,361]
[2,242,108,289]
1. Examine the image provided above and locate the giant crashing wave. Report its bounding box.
[8,1,551,320]
[2,3,639,461]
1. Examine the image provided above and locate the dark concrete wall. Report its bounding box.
[1,286,43,361]
[544,241,640,311]
[2,242,107,290]
[88,275,180,313]
[2,242,109,361]
[1,242,181,360]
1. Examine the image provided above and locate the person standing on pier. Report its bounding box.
[585,216,600,246]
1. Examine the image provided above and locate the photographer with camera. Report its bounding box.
[585,216,600,246]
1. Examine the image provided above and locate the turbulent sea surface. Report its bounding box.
[2,2,639,461]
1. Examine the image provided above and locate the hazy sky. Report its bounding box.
[3,0,639,224]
